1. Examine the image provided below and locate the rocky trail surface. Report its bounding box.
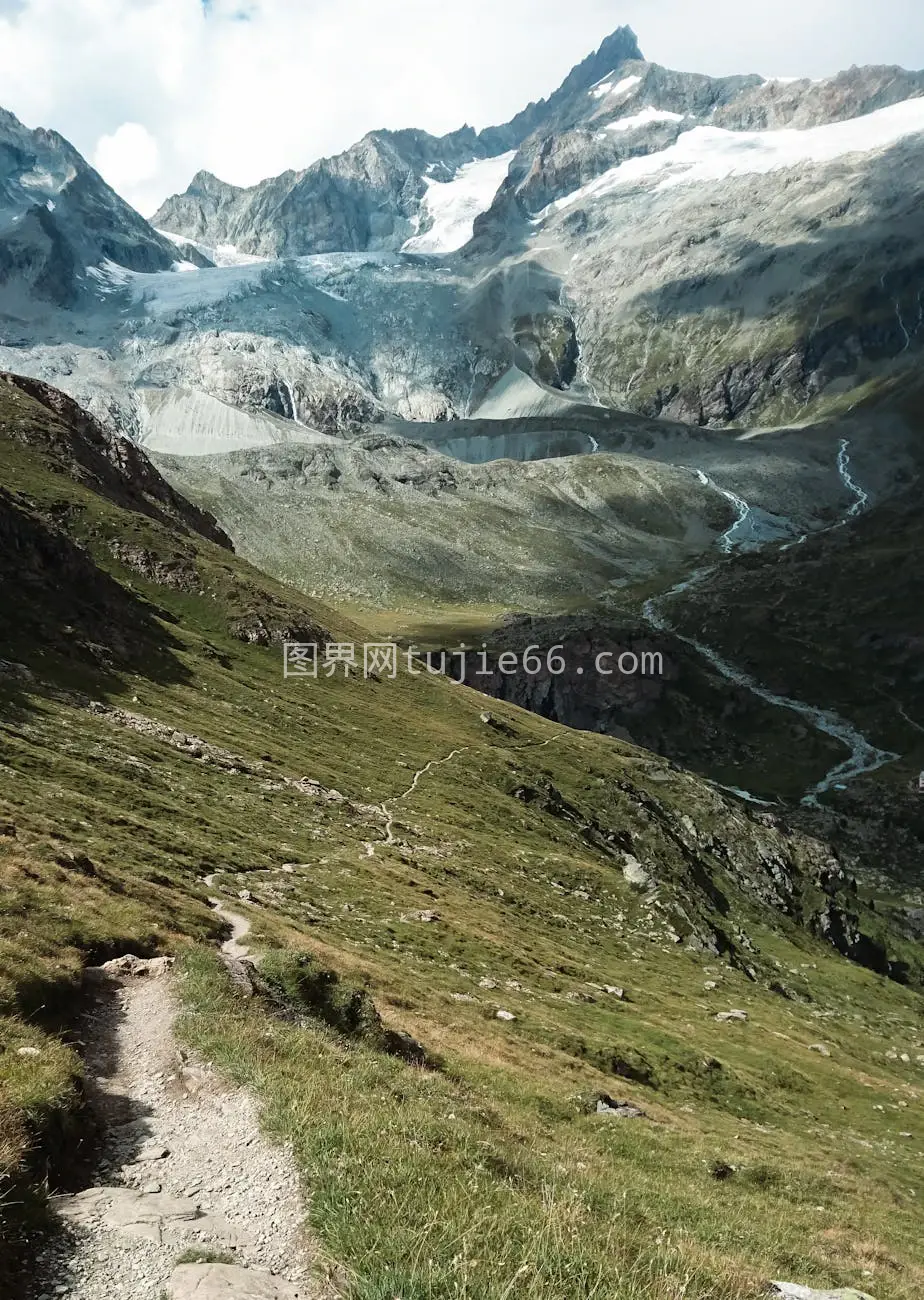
[204,874,255,961]
[34,955,326,1300]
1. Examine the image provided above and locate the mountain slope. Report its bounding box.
[2,381,924,1299]
[0,108,198,314]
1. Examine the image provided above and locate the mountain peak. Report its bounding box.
[187,169,238,196]
[477,25,645,154]
[559,24,644,96]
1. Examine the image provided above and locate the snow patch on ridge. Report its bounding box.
[547,97,924,212]
[607,107,685,132]
[591,74,641,100]
[403,152,516,255]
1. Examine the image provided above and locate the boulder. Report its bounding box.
[622,854,651,888]
[595,1096,646,1119]
[84,954,175,982]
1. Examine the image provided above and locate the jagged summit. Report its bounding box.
[151,25,646,258]
[185,169,242,195]
[547,23,645,99]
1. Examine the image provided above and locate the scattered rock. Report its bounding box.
[603,985,626,999]
[220,954,259,998]
[715,1009,748,1023]
[495,1009,516,1021]
[131,1140,171,1163]
[622,854,651,888]
[55,850,97,876]
[595,1095,646,1119]
[709,1160,736,1180]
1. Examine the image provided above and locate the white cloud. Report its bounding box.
[0,0,923,217]
[93,122,161,209]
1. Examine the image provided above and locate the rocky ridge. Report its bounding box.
[4,29,924,439]
[0,108,197,312]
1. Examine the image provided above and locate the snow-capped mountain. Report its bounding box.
[3,26,924,445]
[151,26,645,259]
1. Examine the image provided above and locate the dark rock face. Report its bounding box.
[456,625,674,738]
[512,311,579,388]
[811,900,897,979]
[509,124,681,216]
[1,373,232,548]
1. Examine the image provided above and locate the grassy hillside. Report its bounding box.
[1,376,923,1299]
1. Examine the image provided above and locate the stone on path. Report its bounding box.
[84,954,175,982]
[55,1187,203,1244]
[769,1283,877,1300]
[169,1263,303,1299]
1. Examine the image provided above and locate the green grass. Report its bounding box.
[177,944,924,1300]
[2,379,924,1297]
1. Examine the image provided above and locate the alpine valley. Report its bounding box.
[1,21,923,1300]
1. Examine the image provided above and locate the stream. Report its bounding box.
[643,442,899,806]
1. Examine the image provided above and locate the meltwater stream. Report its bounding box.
[643,443,898,805]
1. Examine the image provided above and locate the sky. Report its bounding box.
[1,0,923,217]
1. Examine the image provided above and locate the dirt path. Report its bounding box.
[35,956,327,1300]
[378,747,470,847]
[204,872,254,960]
